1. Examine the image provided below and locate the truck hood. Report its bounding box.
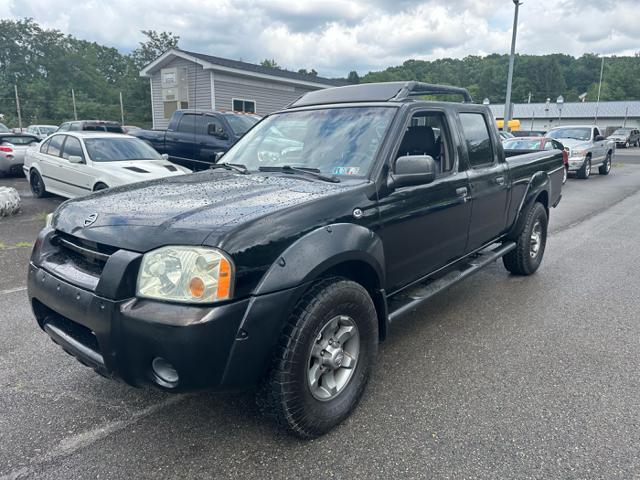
[52,171,352,251]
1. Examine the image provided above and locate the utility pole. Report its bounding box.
[14,84,22,130]
[594,57,605,125]
[504,0,523,131]
[71,89,78,120]
[527,92,532,104]
[119,92,125,125]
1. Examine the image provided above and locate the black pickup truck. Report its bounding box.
[28,82,563,438]
[131,109,259,170]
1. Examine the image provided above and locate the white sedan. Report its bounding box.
[24,132,191,198]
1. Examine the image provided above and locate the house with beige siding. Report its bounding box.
[140,48,346,129]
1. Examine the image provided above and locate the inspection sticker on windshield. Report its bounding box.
[332,166,360,176]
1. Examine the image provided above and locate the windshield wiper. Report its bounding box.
[258,165,340,183]
[210,162,249,174]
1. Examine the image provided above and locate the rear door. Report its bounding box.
[459,111,510,251]
[38,134,70,195]
[164,113,197,168]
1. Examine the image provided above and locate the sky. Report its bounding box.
[3,0,639,77]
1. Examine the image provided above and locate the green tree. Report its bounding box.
[347,71,360,84]
[130,30,180,70]
[260,58,280,69]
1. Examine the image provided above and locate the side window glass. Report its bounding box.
[177,114,197,134]
[58,123,69,132]
[47,135,65,157]
[197,116,224,136]
[61,136,84,161]
[396,111,454,175]
[69,123,82,131]
[40,138,51,153]
[460,113,494,168]
[593,128,599,139]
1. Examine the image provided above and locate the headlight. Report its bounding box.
[137,246,234,304]
[571,149,587,157]
[45,213,54,228]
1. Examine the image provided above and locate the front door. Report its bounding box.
[376,109,472,293]
[459,112,510,251]
[60,135,94,197]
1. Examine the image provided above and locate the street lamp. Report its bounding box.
[556,95,564,123]
[504,0,523,131]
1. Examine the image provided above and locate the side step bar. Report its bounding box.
[387,242,516,322]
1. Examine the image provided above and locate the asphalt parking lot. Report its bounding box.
[2,150,640,479]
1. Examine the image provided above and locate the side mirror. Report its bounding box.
[161,153,169,161]
[67,155,84,164]
[595,135,605,142]
[208,123,229,140]
[388,155,437,189]
[214,151,224,162]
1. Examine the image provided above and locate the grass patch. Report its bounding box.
[14,241,33,248]
[0,242,5,250]
[33,211,49,222]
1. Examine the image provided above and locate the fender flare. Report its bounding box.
[254,223,385,296]
[507,171,550,239]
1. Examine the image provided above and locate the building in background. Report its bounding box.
[140,48,346,129]
[489,101,640,134]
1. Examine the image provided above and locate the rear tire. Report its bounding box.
[93,182,109,191]
[503,202,548,276]
[598,152,612,175]
[577,157,591,179]
[29,170,48,198]
[259,278,378,438]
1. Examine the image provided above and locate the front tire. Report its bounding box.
[29,170,48,198]
[93,182,109,191]
[260,278,378,438]
[503,202,548,276]
[599,152,612,175]
[577,157,591,179]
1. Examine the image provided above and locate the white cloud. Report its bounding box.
[3,0,639,77]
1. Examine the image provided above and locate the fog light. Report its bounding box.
[152,357,179,386]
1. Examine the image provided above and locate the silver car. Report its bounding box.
[545,125,615,179]
[0,133,41,176]
[26,125,58,141]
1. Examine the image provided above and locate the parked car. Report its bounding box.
[28,81,563,438]
[24,132,191,199]
[546,125,614,179]
[26,125,58,140]
[511,130,547,137]
[131,109,260,171]
[0,133,40,176]
[503,136,569,184]
[122,125,142,134]
[0,123,10,133]
[607,127,640,148]
[57,120,124,134]
[499,131,514,140]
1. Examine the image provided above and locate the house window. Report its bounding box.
[163,100,189,119]
[232,98,256,114]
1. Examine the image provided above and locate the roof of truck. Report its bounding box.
[288,81,474,109]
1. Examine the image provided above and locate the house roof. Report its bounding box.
[140,48,347,89]
[490,101,640,119]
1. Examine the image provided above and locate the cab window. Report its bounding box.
[460,113,494,168]
[396,111,454,175]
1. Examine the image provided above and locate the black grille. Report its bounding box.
[50,232,119,280]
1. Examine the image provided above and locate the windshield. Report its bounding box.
[84,137,162,162]
[612,129,631,135]
[0,123,9,133]
[220,107,396,177]
[547,127,591,141]
[224,114,260,136]
[503,139,542,150]
[39,126,57,135]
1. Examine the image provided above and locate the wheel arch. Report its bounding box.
[254,223,388,340]
[507,171,550,239]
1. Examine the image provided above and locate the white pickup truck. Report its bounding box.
[545,125,615,179]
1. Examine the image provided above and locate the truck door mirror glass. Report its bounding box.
[208,123,228,140]
[389,155,437,188]
[595,135,605,142]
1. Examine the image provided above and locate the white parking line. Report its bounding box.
[0,286,27,296]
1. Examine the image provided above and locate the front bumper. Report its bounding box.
[28,230,306,392]
[568,156,587,172]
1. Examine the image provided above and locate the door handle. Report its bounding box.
[495,176,505,185]
[456,187,468,197]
